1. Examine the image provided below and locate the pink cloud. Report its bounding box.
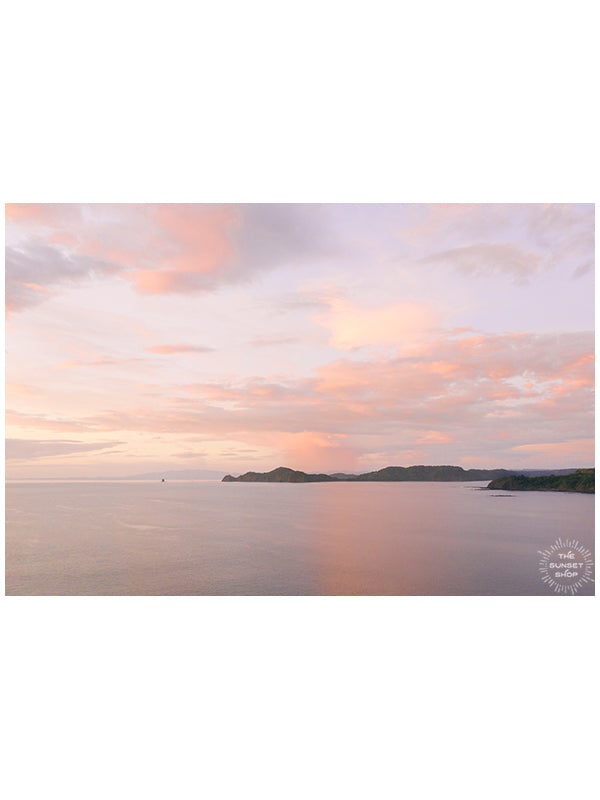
[155,204,237,271]
[9,328,592,470]
[269,431,360,473]
[5,204,64,224]
[5,204,243,312]
[316,297,437,351]
[125,205,239,294]
[424,243,543,281]
[401,204,594,281]
[55,357,148,370]
[6,204,594,320]
[510,439,594,464]
[416,431,454,445]
[146,344,215,355]
[131,270,185,294]
[6,438,125,460]
[21,282,47,292]
[5,383,40,397]
[6,409,94,432]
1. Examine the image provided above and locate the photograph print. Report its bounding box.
[5,203,595,595]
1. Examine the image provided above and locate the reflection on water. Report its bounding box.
[5,480,595,595]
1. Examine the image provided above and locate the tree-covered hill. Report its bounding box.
[487,469,594,493]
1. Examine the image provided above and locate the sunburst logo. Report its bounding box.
[538,538,594,595]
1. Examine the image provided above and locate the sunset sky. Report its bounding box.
[5,203,594,478]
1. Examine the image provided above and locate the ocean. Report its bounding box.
[4,480,595,595]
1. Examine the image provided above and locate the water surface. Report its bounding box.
[5,480,595,595]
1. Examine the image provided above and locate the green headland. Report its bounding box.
[486,468,594,494]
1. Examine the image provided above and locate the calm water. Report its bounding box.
[5,480,595,595]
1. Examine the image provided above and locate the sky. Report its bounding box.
[4,203,595,478]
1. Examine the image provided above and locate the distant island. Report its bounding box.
[221,465,572,483]
[487,469,594,494]
[223,467,338,483]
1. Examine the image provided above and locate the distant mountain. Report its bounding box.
[221,465,546,483]
[222,467,338,483]
[351,465,513,482]
[487,469,594,494]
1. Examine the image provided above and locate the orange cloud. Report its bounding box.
[510,439,594,463]
[316,297,437,351]
[124,205,239,294]
[5,382,40,397]
[274,432,359,472]
[6,204,243,312]
[6,328,594,471]
[416,431,454,444]
[130,270,182,294]
[155,204,237,271]
[21,282,47,292]
[6,409,94,432]
[5,204,55,222]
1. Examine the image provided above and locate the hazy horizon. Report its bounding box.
[6,203,594,479]
[5,461,594,482]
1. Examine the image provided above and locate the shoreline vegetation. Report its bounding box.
[222,465,594,492]
[486,469,594,494]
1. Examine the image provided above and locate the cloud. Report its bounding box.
[572,261,593,280]
[6,204,594,318]
[146,344,216,355]
[4,204,340,314]
[407,204,594,283]
[6,410,94,432]
[5,240,119,314]
[274,431,360,472]
[423,243,542,282]
[125,205,239,294]
[315,297,438,351]
[6,439,125,460]
[7,328,591,468]
[55,357,147,370]
[6,204,594,476]
[5,382,40,396]
[277,290,333,312]
[248,336,298,347]
[5,205,235,311]
[415,430,454,444]
[509,438,594,465]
